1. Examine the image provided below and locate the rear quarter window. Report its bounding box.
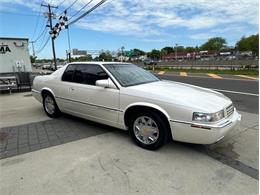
[62,65,76,82]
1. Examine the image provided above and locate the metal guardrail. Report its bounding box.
[134,59,259,70]
[148,65,258,71]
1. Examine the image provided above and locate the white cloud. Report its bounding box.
[189,33,212,40]
[74,0,258,38]
[1,0,258,40]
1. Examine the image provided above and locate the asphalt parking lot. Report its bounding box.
[0,75,258,195]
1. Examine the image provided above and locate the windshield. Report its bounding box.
[104,64,160,87]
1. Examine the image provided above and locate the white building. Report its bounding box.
[0,37,32,74]
[117,55,129,62]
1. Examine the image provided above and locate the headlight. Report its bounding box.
[192,110,224,122]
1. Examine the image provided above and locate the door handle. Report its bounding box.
[69,87,75,91]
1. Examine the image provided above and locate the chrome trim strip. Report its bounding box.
[32,89,40,93]
[56,96,123,112]
[169,119,232,128]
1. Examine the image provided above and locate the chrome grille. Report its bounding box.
[226,104,234,117]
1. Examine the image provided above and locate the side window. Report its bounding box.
[62,65,76,82]
[73,64,108,85]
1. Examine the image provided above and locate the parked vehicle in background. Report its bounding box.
[32,62,241,150]
[143,59,157,66]
[33,64,42,69]
[43,64,64,71]
[42,64,51,70]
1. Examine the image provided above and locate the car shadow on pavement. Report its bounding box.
[50,114,260,180]
[0,113,258,180]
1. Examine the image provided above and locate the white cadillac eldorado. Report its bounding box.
[32,62,241,150]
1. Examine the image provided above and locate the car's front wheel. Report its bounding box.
[43,93,61,118]
[129,111,169,150]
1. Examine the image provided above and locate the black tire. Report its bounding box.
[129,110,169,150]
[43,93,61,118]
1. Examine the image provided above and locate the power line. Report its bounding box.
[30,20,48,57]
[31,1,44,40]
[36,28,48,47]
[68,0,107,26]
[56,0,67,10]
[33,28,48,56]
[69,0,94,20]
[33,21,48,42]
[36,36,51,54]
[64,0,78,10]
[57,0,78,17]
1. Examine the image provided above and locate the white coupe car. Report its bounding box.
[32,62,241,150]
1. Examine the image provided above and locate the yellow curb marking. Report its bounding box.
[236,75,259,80]
[207,73,222,79]
[180,72,187,76]
[158,71,165,75]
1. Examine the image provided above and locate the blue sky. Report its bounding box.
[0,0,258,59]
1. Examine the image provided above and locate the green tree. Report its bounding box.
[99,52,112,61]
[174,46,185,52]
[35,58,52,63]
[236,34,259,56]
[71,54,92,62]
[56,58,66,62]
[161,46,174,56]
[30,55,37,63]
[185,47,196,52]
[147,49,161,60]
[132,48,145,56]
[93,56,99,61]
[200,37,227,51]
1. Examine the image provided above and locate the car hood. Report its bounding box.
[126,80,232,112]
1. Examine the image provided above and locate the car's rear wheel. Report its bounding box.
[43,93,61,118]
[129,111,169,150]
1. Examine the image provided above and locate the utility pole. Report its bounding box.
[30,41,36,58]
[42,3,58,70]
[66,50,72,62]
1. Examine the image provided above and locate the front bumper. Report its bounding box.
[169,110,241,144]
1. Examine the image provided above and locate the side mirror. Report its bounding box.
[95,78,117,89]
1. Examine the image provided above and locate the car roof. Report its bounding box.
[67,61,131,65]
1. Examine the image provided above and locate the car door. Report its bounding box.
[65,64,120,125]
[55,64,77,112]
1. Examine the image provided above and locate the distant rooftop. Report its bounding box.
[0,37,29,41]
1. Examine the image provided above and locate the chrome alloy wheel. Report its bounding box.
[133,116,159,145]
[44,96,55,115]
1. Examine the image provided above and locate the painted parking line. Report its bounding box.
[236,75,259,80]
[210,88,259,97]
[180,72,187,76]
[207,73,222,79]
[160,73,258,82]
[158,71,165,75]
